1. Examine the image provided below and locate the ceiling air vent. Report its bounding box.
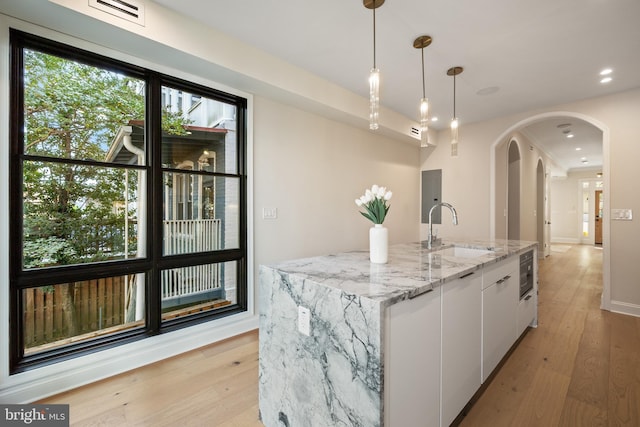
[89,0,145,26]
[410,126,421,139]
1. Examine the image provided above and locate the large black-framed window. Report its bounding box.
[9,29,248,373]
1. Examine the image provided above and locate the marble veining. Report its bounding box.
[259,239,537,427]
[265,239,536,307]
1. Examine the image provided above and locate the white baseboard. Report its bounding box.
[608,300,640,318]
[550,237,581,244]
[0,314,259,404]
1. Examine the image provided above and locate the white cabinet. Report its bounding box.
[481,258,519,382]
[384,250,537,427]
[385,287,441,427]
[441,271,482,427]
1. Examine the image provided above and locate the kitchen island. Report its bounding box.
[258,239,538,427]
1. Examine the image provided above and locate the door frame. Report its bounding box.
[595,189,603,245]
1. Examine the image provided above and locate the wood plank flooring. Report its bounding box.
[39,330,263,426]
[459,245,640,427]
[40,244,640,426]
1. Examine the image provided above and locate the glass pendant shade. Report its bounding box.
[365,0,384,131]
[369,67,380,130]
[447,66,463,157]
[413,35,433,147]
[450,117,459,157]
[420,97,429,146]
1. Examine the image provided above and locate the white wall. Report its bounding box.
[549,176,582,244]
[420,129,553,248]
[418,125,494,241]
[550,170,601,244]
[253,96,420,269]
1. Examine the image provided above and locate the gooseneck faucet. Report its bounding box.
[427,202,459,249]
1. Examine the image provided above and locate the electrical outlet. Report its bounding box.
[298,306,311,336]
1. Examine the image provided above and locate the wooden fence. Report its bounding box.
[23,276,128,350]
[24,219,224,351]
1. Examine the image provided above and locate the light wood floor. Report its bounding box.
[40,244,640,426]
[39,330,263,426]
[460,245,640,427]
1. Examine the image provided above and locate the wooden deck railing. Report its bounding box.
[162,218,222,299]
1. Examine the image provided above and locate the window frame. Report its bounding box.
[9,29,248,373]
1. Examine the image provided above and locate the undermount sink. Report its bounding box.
[435,246,495,259]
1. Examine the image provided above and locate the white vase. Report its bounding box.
[369,224,388,264]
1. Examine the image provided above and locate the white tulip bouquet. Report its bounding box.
[355,184,393,225]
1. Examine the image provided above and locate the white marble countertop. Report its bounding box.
[266,239,537,307]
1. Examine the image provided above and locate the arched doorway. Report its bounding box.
[489,111,610,311]
[507,140,521,240]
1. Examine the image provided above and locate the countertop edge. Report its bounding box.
[261,239,538,309]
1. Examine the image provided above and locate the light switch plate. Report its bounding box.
[262,207,278,219]
[612,209,633,221]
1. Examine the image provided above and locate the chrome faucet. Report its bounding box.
[427,202,459,249]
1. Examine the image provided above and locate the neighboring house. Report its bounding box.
[105,91,239,315]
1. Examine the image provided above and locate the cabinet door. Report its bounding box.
[441,272,482,427]
[385,287,441,427]
[517,292,537,336]
[482,273,518,382]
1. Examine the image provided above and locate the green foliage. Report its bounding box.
[359,198,391,225]
[23,237,78,269]
[21,49,188,268]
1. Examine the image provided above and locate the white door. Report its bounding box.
[544,171,551,257]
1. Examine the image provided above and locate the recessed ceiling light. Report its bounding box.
[431,116,438,122]
[582,160,589,164]
[600,76,613,84]
[600,68,613,76]
[566,133,574,138]
[575,147,582,151]
[557,123,572,128]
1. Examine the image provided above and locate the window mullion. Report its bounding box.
[148,71,163,333]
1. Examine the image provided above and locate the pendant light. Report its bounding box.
[413,35,432,147]
[364,0,384,130]
[447,66,463,156]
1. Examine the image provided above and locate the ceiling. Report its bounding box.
[151,0,639,174]
[2,1,637,174]
[520,117,603,176]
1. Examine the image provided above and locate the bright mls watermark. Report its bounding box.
[1,405,69,426]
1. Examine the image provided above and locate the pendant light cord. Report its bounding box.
[421,48,426,98]
[372,5,377,68]
[453,73,457,118]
